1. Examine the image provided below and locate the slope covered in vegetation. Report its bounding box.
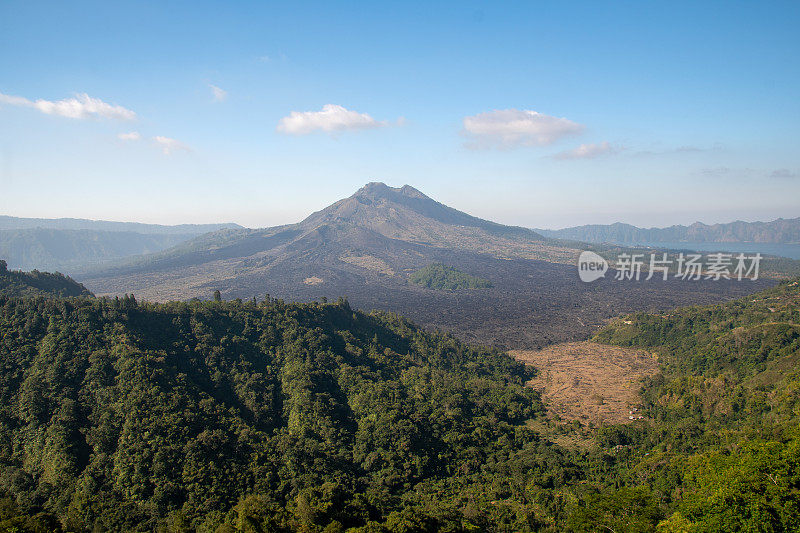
[0,260,92,298]
[1,276,799,531]
[409,263,492,290]
[589,278,800,531]
[0,294,574,531]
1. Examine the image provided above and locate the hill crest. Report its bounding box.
[537,217,800,244]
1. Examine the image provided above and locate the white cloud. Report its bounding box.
[209,84,227,102]
[277,104,385,135]
[153,136,192,155]
[554,141,620,160]
[462,109,584,149]
[118,131,141,141]
[118,132,190,154]
[0,92,135,120]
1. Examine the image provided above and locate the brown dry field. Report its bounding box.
[510,341,659,425]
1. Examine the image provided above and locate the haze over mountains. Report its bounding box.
[5,190,797,274]
[77,183,773,348]
[0,216,240,271]
[537,217,800,244]
[0,215,240,234]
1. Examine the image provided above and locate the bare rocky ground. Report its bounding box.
[510,341,659,425]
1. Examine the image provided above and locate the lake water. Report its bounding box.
[619,241,800,260]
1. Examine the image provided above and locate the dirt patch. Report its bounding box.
[303,276,324,285]
[510,341,659,425]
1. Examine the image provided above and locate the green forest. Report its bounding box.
[0,261,92,298]
[0,268,799,531]
[591,278,800,531]
[409,263,492,291]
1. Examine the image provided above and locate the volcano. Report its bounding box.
[79,183,771,348]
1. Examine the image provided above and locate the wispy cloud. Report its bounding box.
[674,145,707,153]
[462,109,584,149]
[153,136,192,155]
[118,131,141,141]
[277,104,386,135]
[554,141,621,160]
[0,92,135,120]
[769,168,799,179]
[700,166,753,178]
[209,84,227,102]
[700,166,733,177]
[256,53,287,63]
[118,132,190,154]
[633,143,723,157]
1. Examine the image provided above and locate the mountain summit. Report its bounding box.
[303,182,543,243]
[354,181,429,200]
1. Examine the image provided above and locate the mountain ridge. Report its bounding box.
[0,228,208,271]
[537,217,800,244]
[77,182,553,279]
[0,217,246,272]
[301,182,545,242]
[0,215,242,234]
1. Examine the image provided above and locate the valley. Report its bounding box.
[76,183,778,349]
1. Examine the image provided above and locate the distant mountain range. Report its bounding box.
[78,182,772,348]
[0,215,240,235]
[0,216,241,271]
[536,217,800,244]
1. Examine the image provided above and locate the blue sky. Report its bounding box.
[1,0,798,228]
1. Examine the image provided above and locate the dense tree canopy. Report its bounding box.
[0,277,799,531]
[0,261,92,298]
[409,263,492,291]
[0,294,575,531]
[593,278,800,531]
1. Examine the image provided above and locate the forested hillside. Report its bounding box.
[0,260,92,298]
[1,279,799,531]
[0,294,567,531]
[591,278,800,531]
